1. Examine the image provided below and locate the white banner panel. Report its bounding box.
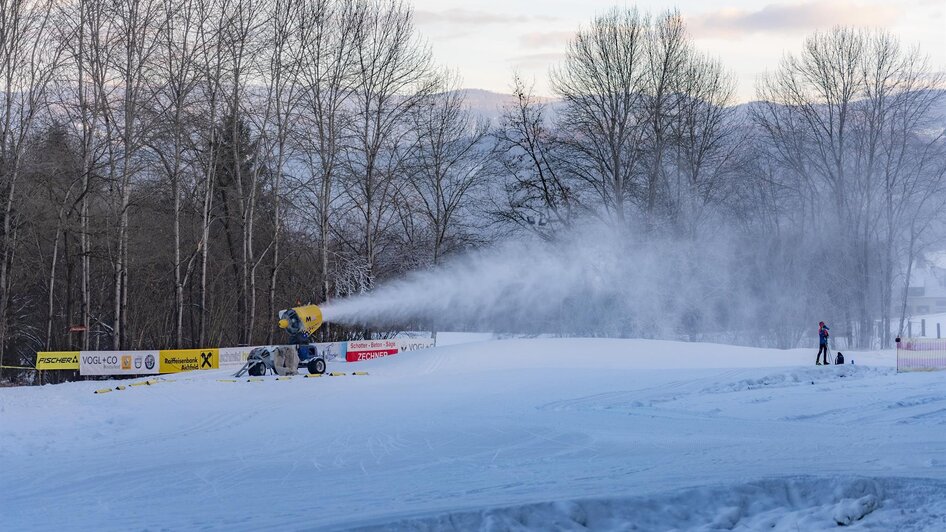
[218,346,255,367]
[312,341,347,362]
[219,344,347,367]
[80,350,160,376]
[397,338,436,352]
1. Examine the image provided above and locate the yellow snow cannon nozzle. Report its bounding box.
[277,304,324,337]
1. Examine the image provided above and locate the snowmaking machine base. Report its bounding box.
[233,303,328,378]
[233,345,326,378]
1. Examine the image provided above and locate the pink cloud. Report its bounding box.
[508,52,566,69]
[415,9,554,26]
[519,31,574,49]
[687,1,901,38]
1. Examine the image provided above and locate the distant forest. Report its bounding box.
[1,0,944,382]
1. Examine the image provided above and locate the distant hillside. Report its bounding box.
[459,88,946,130]
[735,88,946,130]
[454,88,558,124]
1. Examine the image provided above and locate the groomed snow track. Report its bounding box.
[1,337,945,531]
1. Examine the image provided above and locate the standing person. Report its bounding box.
[816,321,830,365]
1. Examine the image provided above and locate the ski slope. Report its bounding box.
[2,338,946,531]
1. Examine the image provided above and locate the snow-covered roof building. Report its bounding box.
[906,251,946,316]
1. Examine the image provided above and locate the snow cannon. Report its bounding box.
[235,304,327,378]
[278,304,323,343]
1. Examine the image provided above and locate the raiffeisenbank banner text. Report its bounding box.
[159,348,219,373]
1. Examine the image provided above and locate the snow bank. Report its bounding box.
[348,477,946,532]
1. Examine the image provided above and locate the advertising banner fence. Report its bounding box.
[313,341,346,363]
[80,350,160,376]
[345,338,436,362]
[159,348,219,373]
[38,336,437,375]
[217,344,346,367]
[398,338,438,353]
[36,352,80,370]
[219,347,254,367]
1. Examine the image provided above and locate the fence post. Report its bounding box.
[908,321,913,337]
[938,323,941,339]
[922,319,926,337]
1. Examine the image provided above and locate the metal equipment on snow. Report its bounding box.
[234,304,327,377]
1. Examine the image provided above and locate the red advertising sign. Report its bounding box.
[346,340,399,362]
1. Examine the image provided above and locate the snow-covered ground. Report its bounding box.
[2,338,945,531]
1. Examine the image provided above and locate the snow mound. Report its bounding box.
[346,477,946,532]
[833,494,879,526]
[700,365,894,394]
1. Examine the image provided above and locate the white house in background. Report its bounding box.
[905,252,946,316]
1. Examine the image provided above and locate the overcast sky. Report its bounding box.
[410,0,946,103]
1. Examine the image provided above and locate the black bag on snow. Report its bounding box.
[835,352,844,365]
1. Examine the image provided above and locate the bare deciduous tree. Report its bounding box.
[551,7,649,228]
[405,74,490,264]
[755,27,946,347]
[342,0,436,286]
[295,0,358,304]
[0,0,64,375]
[494,75,574,238]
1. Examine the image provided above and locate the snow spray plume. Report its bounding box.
[320,222,757,338]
